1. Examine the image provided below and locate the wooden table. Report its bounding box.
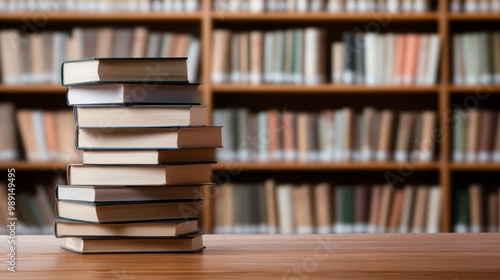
[1,234,500,279]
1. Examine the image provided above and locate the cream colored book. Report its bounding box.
[214,183,234,234]
[75,105,206,128]
[67,163,212,186]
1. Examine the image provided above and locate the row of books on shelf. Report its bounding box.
[213,0,434,12]
[454,184,500,233]
[450,0,500,12]
[452,32,500,85]
[0,28,200,84]
[213,181,442,234]
[211,29,441,85]
[452,109,500,163]
[0,103,81,162]
[213,107,436,162]
[332,32,440,86]
[0,182,59,235]
[0,0,200,11]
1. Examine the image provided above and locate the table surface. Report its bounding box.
[1,234,500,279]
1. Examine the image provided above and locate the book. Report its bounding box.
[61,57,188,86]
[469,184,482,232]
[213,183,234,234]
[82,148,215,165]
[411,185,428,233]
[265,179,278,234]
[56,185,203,202]
[276,184,294,234]
[0,103,18,160]
[67,164,212,186]
[426,185,441,233]
[74,105,206,128]
[399,185,415,233]
[454,187,470,233]
[55,219,198,237]
[67,83,200,105]
[76,127,222,150]
[57,200,201,223]
[292,184,313,234]
[61,233,204,254]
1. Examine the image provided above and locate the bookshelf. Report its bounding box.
[0,0,499,234]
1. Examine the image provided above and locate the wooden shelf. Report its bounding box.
[448,13,500,21]
[212,12,439,21]
[0,161,68,171]
[212,84,440,94]
[449,163,500,171]
[0,84,66,94]
[0,11,203,22]
[448,85,500,94]
[212,161,441,171]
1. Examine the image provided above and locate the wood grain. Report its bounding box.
[1,234,500,279]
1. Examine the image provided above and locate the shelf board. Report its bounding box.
[0,84,66,94]
[212,84,440,94]
[448,13,500,21]
[0,161,68,171]
[448,85,500,94]
[0,11,203,22]
[212,12,439,21]
[450,163,500,171]
[212,161,441,171]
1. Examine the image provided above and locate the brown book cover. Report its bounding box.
[131,26,148,58]
[0,103,18,160]
[368,185,382,233]
[388,187,404,233]
[487,187,499,232]
[469,184,483,232]
[16,110,37,161]
[466,109,480,162]
[354,185,369,233]
[213,183,234,234]
[282,111,296,161]
[394,112,414,162]
[297,112,308,162]
[96,28,114,58]
[43,111,59,160]
[376,110,394,162]
[293,184,313,234]
[378,184,393,233]
[211,29,231,83]
[313,183,331,234]
[268,109,282,161]
[411,185,428,233]
[420,110,436,162]
[265,179,278,234]
[239,33,249,82]
[478,110,495,162]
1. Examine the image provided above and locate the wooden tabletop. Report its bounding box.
[1,234,499,279]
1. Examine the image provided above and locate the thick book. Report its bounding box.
[0,103,18,160]
[66,83,200,105]
[54,218,198,237]
[67,164,212,186]
[83,148,215,165]
[60,233,204,254]
[56,185,203,202]
[74,105,206,128]
[61,57,188,86]
[76,126,222,150]
[56,199,201,223]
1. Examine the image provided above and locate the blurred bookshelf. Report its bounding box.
[0,0,499,234]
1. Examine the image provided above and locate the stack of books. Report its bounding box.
[53,57,222,254]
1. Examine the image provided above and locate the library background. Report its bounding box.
[0,0,499,235]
